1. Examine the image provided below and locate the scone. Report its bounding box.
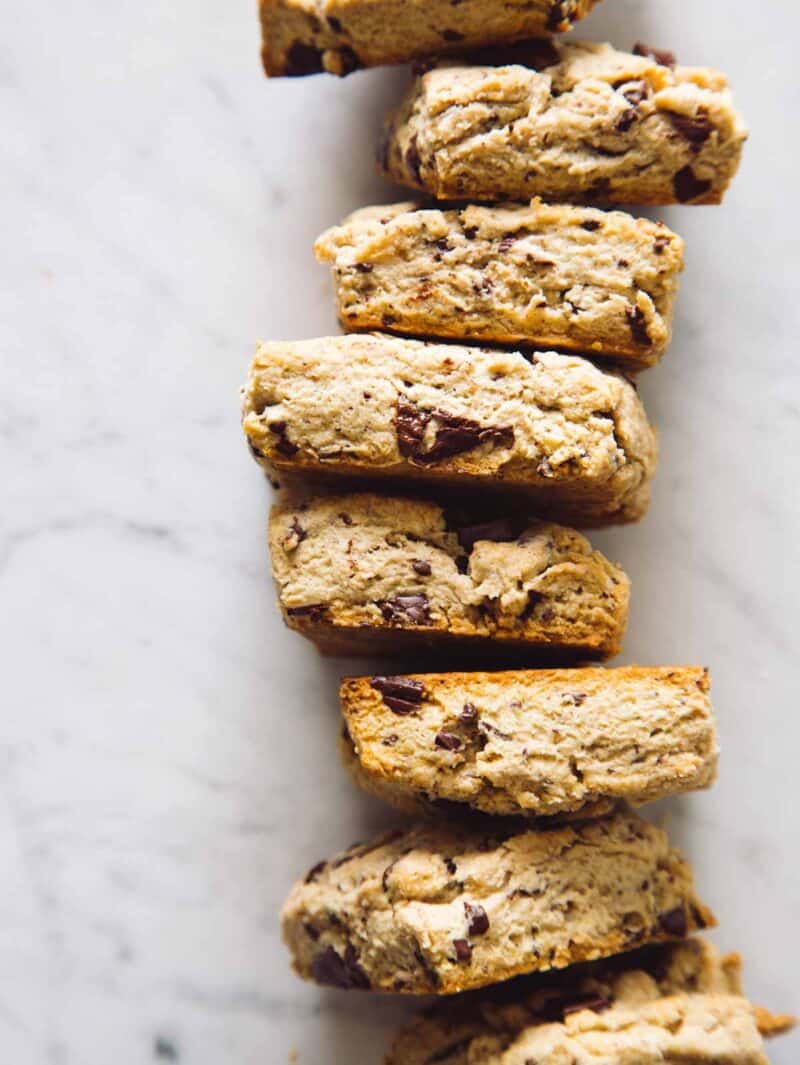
[339,666,718,818]
[315,201,683,366]
[242,334,658,526]
[381,40,748,205]
[387,938,795,1064]
[260,0,600,77]
[269,493,629,661]
[281,807,715,995]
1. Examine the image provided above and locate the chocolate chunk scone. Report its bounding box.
[269,493,629,661]
[381,41,748,205]
[281,808,715,995]
[315,201,683,365]
[339,666,718,818]
[260,0,599,77]
[242,334,657,526]
[387,938,794,1064]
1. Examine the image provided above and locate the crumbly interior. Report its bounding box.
[315,200,683,363]
[340,666,718,817]
[260,0,598,77]
[387,938,776,1065]
[281,808,714,995]
[383,41,748,204]
[269,493,629,658]
[242,333,657,525]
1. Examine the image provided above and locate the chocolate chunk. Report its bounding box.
[435,730,462,751]
[667,111,713,149]
[581,219,602,231]
[268,420,299,458]
[354,262,373,274]
[303,921,320,941]
[633,41,676,68]
[659,906,688,937]
[615,82,648,133]
[336,46,361,76]
[405,135,422,182]
[654,235,671,255]
[412,559,432,576]
[286,517,306,545]
[287,604,327,622]
[285,41,324,76]
[378,594,431,626]
[455,517,523,552]
[462,225,479,240]
[310,944,371,989]
[395,399,431,458]
[427,410,512,462]
[370,676,425,715]
[464,901,490,936]
[304,860,327,883]
[616,106,639,133]
[396,401,515,465]
[626,305,652,347]
[673,165,712,202]
[453,938,472,963]
[442,28,464,41]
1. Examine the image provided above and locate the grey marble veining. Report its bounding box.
[2,0,798,1061]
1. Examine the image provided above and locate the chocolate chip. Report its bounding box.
[339,512,353,525]
[327,15,343,32]
[455,517,523,552]
[460,703,479,725]
[616,106,639,133]
[464,901,490,936]
[659,906,688,937]
[633,41,676,68]
[382,313,397,327]
[581,219,602,231]
[435,730,462,751]
[288,517,306,544]
[667,111,713,149]
[543,991,612,1021]
[336,46,361,75]
[673,165,712,202]
[626,305,652,347]
[310,944,371,989]
[654,235,671,255]
[379,594,430,626]
[453,938,472,962]
[285,41,324,76]
[444,857,457,875]
[304,860,327,883]
[268,420,299,457]
[462,225,479,240]
[354,262,373,274]
[404,135,422,182]
[303,921,320,941]
[441,28,464,41]
[412,559,432,576]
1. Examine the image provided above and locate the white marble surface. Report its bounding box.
[3,1,799,1061]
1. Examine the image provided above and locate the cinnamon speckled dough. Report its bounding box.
[339,666,718,818]
[381,41,748,205]
[315,201,683,365]
[260,0,599,77]
[269,493,629,661]
[387,939,793,1064]
[242,334,658,526]
[281,807,715,995]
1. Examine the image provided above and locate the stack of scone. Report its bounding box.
[246,2,794,1060]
